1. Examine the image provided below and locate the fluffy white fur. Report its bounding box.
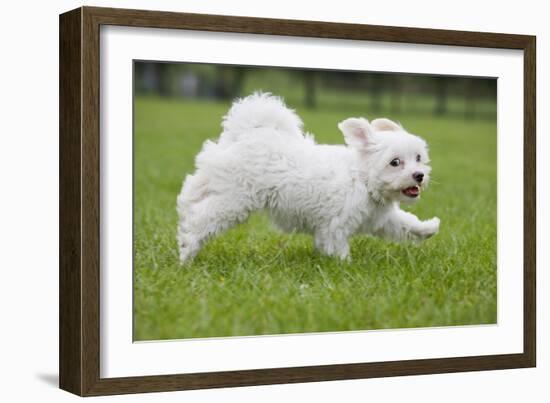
[177,92,440,262]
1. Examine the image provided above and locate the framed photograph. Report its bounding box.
[59,6,536,396]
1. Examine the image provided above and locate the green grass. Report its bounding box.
[133,95,497,341]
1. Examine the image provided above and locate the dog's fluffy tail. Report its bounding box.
[220,92,304,142]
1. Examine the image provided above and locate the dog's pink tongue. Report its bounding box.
[404,186,419,197]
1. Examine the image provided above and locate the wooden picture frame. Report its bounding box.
[59,6,536,396]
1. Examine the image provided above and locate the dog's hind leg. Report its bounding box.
[177,192,252,263]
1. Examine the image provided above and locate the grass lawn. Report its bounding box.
[133,95,497,341]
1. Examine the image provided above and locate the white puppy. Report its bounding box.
[177,92,440,262]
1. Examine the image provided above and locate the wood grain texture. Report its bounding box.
[59,6,537,396]
[85,6,532,49]
[523,38,536,367]
[81,6,102,396]
[59,7,83,396]
[86,354,530,396]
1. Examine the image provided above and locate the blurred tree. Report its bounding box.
[464,78,476,119]
[390,75,403,114]
[434,76,449,116]
[230,67,248,99]
[214,65,231,100]
[304,70,317,109]
[133,62,496,121]
[156,63,173,97]
[369,74,384,113]
[134,62,146,93]
[214,66,248,100]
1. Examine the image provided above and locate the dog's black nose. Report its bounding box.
[413,172,424,183]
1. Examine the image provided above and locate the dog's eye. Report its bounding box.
[389,158,400,167]
[416,154,421,162]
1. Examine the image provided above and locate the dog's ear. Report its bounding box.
[338,118,374,148]
[371,118,402,132]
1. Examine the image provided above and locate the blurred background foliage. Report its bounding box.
[134,61,496,120]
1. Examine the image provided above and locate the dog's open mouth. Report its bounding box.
[402,185,420,198]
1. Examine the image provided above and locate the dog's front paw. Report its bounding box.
[415,217,440,240]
